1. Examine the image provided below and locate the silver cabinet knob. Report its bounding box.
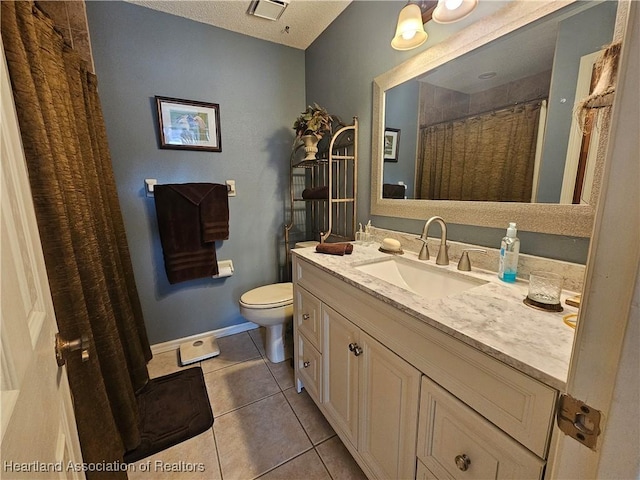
[455,454,471,471]
[55,333,89,366]
[302,313,310,320]
[348,342,363,356]
[303,361,311,368]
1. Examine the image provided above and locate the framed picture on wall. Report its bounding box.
[156,96,222,152]
[384,128,400,162]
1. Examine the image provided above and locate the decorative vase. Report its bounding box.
[301,134,319,160]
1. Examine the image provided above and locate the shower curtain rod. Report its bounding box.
[420,96,547,130]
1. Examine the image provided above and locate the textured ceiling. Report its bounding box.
[126,0,352,50]
[419,1,599,94]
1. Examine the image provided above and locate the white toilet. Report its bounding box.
[239,282,293,363]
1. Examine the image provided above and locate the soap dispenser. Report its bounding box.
[356,223,364,244]
[498,222,520,283]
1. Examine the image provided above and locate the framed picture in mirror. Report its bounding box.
[384,128,400,162]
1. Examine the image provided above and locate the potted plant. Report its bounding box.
[293,103,334,160]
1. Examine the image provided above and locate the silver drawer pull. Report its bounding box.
[303,361,311,368]
[302,313,310,320]
[455,454,471,472]
[348,342,363,356]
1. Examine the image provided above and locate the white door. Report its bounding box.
[559,49,603,205]
[549,2,639,478]
[1,43,84,479]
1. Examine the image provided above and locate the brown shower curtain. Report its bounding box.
[416,102,541,202]
[2,2,151,477]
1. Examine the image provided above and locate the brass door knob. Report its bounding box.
[55,333,89,366]
[303,361,311,368]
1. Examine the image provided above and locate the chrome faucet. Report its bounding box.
[418,216,449,265]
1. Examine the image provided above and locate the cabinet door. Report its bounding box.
[359,331,421,480]
[323,305,360,447]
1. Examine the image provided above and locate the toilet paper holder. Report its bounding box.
[213,259,234,278]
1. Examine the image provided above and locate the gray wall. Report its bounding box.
[537,1,617,202]
[383,81,419,198]
[86,2,305,344]
[305,1,593,263]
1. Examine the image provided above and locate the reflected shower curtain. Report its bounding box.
[2,2,151,477]
[416,102,542,202]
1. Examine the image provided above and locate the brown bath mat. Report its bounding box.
[124,367,213,463]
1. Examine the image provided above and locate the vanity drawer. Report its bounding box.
[418,376,545,480]
[297,333,322,403]
[294,284,322,351]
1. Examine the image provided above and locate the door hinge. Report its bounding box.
[556,393,602,450]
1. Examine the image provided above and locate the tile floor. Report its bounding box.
[130,330,367,480]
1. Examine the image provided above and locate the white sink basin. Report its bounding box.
[355,256,486,300]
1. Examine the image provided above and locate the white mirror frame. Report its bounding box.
[372,0,628,237]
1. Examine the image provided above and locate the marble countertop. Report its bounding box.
[293,243,578,391]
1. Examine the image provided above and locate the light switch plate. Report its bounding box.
[226,180,236,196]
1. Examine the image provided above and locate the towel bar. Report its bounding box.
[145,179,233,197]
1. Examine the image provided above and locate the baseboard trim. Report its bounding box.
[150,322,259,355]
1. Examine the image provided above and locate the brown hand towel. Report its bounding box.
[302,185,329,200]
[154,183,229,284]
[195,184,229,242]
[382,183,406,199]
[315,242,354,256]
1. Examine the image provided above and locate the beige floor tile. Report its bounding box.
[248,327,267,358]
[200,332,261,374]
[214,393,312,480]
[283,388,335,445]
[127,429,220,480]
[147,350,195,379]
[257,449,331,480]
[204,358,280,415]
[316,436,367,480]
[266,358,295,390]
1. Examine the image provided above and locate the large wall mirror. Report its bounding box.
[371,0,628,237]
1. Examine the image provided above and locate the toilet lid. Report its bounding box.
[240,283,293,308]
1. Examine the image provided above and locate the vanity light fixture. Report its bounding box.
[432,0,478,24]
[391,3,428,51]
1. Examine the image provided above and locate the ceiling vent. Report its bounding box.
[248,0,290,21]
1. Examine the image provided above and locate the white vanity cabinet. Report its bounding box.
[293,255,557,480]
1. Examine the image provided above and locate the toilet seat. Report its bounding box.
[240,282,293,309]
